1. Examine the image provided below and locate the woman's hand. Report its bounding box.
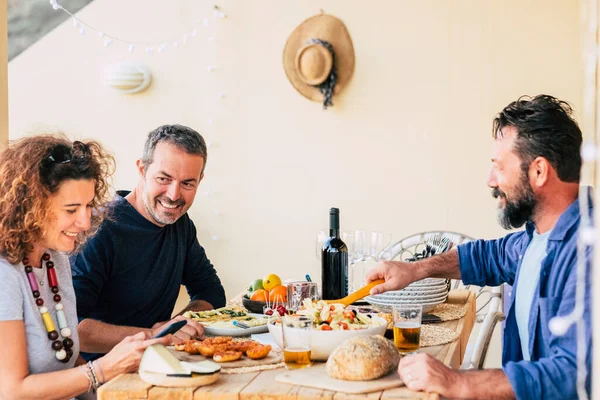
[98,332,170,378]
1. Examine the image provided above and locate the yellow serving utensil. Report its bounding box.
[324,279,385,307]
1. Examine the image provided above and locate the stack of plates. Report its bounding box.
[365,278,449,312]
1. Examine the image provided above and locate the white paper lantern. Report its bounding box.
[103,63,152,94]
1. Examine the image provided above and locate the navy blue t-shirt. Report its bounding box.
[71,191,226,356]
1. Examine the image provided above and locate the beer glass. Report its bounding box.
[393,304,422,354]
[281,315,313,369]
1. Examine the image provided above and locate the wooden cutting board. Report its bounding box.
[275,363,404,394]
[168,347,283,368]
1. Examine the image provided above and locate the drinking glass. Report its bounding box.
[281,315,313,369]
[369,231,393,261]
[347,230,366,293]
[287,281,320,312]
[392,304,422,354]
[315,229,329,263]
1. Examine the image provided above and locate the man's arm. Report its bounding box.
[367,249,460,295]
[398,353,515,400]
[77,319,152,353]
[176,299,214,315]
[78,316,206,353]
[181,220,226,309]
[368,234,521,295]
[454,369,515,400]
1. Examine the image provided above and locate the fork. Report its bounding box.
[426,233,442,256]
[438,237,450,253]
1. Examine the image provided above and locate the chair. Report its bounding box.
[384,230,505,369]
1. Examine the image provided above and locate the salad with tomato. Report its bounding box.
[295,299,376,330]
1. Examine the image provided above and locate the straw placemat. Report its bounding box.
[420,325,459,347]
[219,347,285,374]
[429,302,467,322]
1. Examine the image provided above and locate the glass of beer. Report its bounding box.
[393,304,422,354]
[281,315,313,369]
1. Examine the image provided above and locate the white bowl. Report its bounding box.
[267,316,387,361]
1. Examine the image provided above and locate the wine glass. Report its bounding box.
[347,230,366,293]
[315,229,329,263]
[368,231,393,262]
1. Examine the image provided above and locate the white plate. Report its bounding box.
[372,292,448,302]
[203,313,268,336]
[396,285,449,293]
[375,287,448,298]
[406,280,449,288]
[365,294,448,305]
[366,298,447,313]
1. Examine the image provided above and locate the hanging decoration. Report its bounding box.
[48,0,227,54]
[283,13,355,110]
[47,0,229,242]
[546,2,596,399]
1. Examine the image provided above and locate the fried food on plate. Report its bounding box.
[246,344,272,360]
[213,350,243,363]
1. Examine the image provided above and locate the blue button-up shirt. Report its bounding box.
[457,191,592,400]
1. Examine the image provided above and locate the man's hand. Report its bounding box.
[150,315,205,344]
[398,353,462,397]
[366,260,417,295]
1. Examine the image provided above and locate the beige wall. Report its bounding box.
[0,0,7,148]
[8,0,584,303]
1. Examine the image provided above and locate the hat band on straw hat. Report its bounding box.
[305,38,337,109]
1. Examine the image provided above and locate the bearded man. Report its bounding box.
[71,124,225,360]
[367,95,592,399]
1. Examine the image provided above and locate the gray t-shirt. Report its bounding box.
[0,250,80,374]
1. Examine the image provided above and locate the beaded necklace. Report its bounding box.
[23,253,74,363]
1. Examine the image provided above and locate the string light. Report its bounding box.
[547,2,596,398]
[49,1,230,245]
[47,1,226,54]
[581,143,598,162]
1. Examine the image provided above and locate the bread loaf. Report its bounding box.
[326,335,400,381]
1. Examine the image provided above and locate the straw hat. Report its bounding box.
[283,14,355,108]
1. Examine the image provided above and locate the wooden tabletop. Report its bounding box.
[98,290,476,400]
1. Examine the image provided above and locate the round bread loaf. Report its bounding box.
[326,335,400,381]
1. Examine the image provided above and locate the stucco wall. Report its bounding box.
[8,0,584,306]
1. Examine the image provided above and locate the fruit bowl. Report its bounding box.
[241,295,267,314]
[241,295,288,315]
[267,315,387,361]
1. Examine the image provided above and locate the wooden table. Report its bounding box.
[98,290,476,400]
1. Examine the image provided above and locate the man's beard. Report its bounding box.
[492,176,536,230]
[142,182,185,225]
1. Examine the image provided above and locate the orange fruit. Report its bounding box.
[269,285,287,304]
[250,289,269,302]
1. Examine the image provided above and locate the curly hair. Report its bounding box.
[492,94,582,183]
[0,134,115,264]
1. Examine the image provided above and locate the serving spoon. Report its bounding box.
[324,279,385,307]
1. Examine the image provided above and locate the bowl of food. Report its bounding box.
[241,295,267,314]
[267,300,387,360]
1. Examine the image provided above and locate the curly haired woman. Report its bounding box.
[0,135,169,399]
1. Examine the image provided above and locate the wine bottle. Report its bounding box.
[321,208,349,300]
